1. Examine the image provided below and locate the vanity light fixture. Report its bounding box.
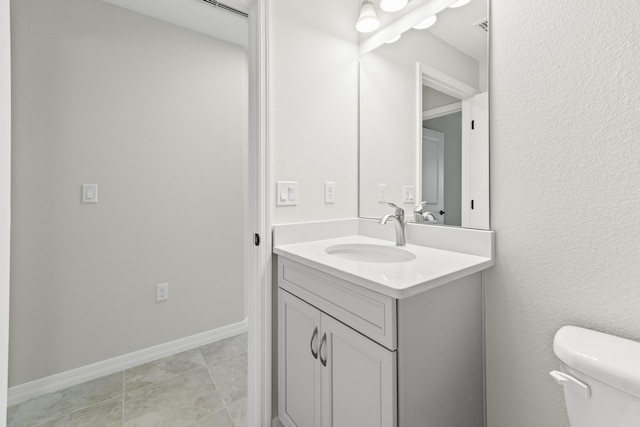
[413,15,437,29]
[385,34,402,43]
[356,0,380,33]
[379,0,408,13]
[448,0,471,8]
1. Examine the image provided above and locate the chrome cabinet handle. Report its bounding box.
[319,332,327,367]
[310,327,318,359]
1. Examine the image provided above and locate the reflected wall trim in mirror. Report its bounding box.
[358,0,489,229]
[423,102,461,121]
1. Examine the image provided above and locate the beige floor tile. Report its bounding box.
[208,352,247,385]
[188,408,235,427]
[200,334,247,367]
[7,338,248,427]
[37,395,122,427]
[125,348,206,392]
[208,352,248,407]
[10,372,123,427]
[226,398,247,427]
[214,374,247,407]
[124,367,224,427]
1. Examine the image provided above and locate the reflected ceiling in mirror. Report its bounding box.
[358,0,489,229]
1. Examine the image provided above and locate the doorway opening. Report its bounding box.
[2,0,273,425]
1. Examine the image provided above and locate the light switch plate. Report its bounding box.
[82,184,98,203]
[403,185,415,203]
[276,181,298,206]
[324,182,335,204]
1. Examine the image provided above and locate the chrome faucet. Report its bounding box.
[413,201,438,224]
[379,202,406,246]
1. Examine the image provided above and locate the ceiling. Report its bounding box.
[427,0,487,62]
[101,0,250,47]
[360,0,488,62]
[100,0,486,62]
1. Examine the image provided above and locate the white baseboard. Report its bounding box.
[8,318,248,406]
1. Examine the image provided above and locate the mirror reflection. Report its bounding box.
[423,88,462,226]
[359,0,489,229]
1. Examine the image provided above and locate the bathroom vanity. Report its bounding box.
[273,220,494,427]
[274,0,492,422]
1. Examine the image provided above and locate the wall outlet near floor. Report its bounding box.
[156,283,169,302]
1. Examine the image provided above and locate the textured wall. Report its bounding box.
[269,0,359,224]
[487,1,640,426]
[10,0,247,386]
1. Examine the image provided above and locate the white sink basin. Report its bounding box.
[325,243,416,264]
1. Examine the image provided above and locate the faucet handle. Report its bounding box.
[387,202,404,217]
[414,201,427,213]
[423,212,438,223]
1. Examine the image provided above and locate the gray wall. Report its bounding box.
[10,0,247,386]
[487,0,640,425]
[424,112,462,226]
[423,86,459,111]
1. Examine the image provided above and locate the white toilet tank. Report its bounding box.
[552,326,640,427]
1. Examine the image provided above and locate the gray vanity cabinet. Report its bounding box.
[277,257,484,427]
[278,289,322,427]
[278,288,397,427]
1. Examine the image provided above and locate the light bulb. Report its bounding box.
[449,0,471,8]
[380,0,408,12]
[413,15,437,30]
[356,1,380,33]
[385,34,402,44]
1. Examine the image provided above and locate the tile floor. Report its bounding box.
[7,333,248,427]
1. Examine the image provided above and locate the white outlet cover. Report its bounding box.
[377,184,386,203]
[403,185,416,203]
[324,182,335,204]
[156,283,169,302]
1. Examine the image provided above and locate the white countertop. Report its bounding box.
[273,235,494,299]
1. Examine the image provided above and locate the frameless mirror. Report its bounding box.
[358,0,489,229]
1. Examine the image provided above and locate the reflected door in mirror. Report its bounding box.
[422,128,445,224]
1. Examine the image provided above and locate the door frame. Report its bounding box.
[422,101,461,121]
[247,0,273,425]
[0,0,274,425]
[1,0,11,422]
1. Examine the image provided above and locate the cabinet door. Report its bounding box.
[279,289,322,427]
[320,313,397,427]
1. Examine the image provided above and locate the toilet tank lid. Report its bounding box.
[554,326,640,398]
